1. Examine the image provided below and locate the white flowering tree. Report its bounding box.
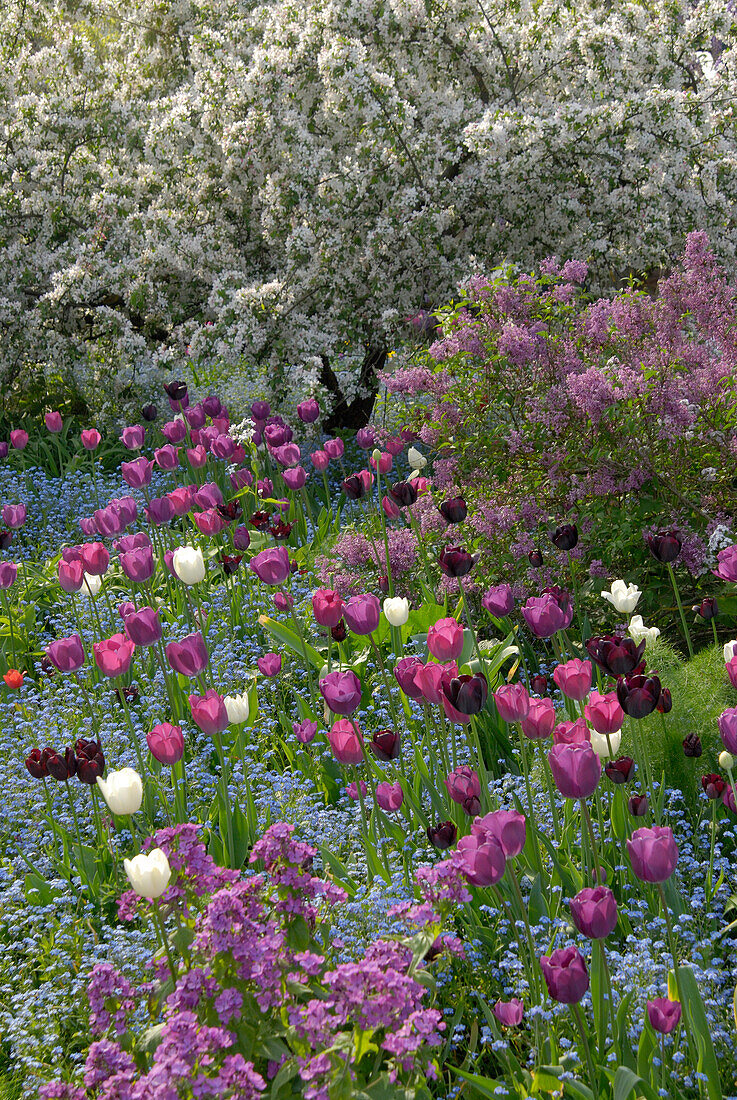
[1,0,736,422]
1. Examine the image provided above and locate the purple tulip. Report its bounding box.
[211,434,236,461]
[166,632,209,677]
[251,400,271,420]
[324,437,344,459]
[715,545,737,582]
[297,398,320,423]
[548,742,601,799]
[0,443,8,460]
[394,655,425,700]
[342,594,381,635]
[319,669,362,715]
[376,781,403,812]
[249,546,291,585]
[115,532,150,554]
[195,483,223,509]
[472,809,526,859]
[718,707,737,754]
[356,427,375,449]
[293,719,318,744]
[521,590,573,638]
[647,998,682,1034]
[457,833,506,886]
[119,546,155,584]
[120,425,145,450]
[10,429,28,450]
[46,634,85,673]
[258,652,282,677]
[445,765,481,816]
[154,444,180,470]
[0,561,17,589]
[121,457,154,489]
[233,526,251,551]
[569,886,617,939]
[283,466,307,490]
[481,584,514,617]
[124,607,162,647]
[492,999,524,1027]
[2,504,26,529]
[540,946,589,1004]
[626,825,678,882]
[161,419,187,444]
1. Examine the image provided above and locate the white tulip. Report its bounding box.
[407,446,427,470]
[123,848,171,899]
[719,750,735,771]
[83,573,102,596]
[724,640,737,662]
[224,691,250,725]
[383,596,409,626]
[96,767,143,815]
[628,615,660,645]
[601,579,641,615]
[590,728,621,760]
[173,546,205,585]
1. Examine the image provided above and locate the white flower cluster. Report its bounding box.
[1,0,736,420]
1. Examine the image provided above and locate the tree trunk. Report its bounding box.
[321,343,386,432]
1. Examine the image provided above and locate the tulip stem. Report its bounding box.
[507,865,541,1002]
[537,742,561,843]
[151,899,178,984]
[1,590,17,670]
[213,731,235,869]
[596,938,618,1059]
[570,1003,598,1095]
[375,468,394,597]
[666,563,694,659]
[368,635,403,740]
[580,799,603,884]
[657,883,701,1081]
[288,605,319,714]
[712,619,719,648]
[706,797,718,904]
[63,780,87,876]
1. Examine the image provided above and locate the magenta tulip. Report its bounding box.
[569,886,617,939]
[445,765,481,816]
[189,690,229,735]
[120,425,145,450]
[457,833,506,886]
[427,617,465,662]
[492,999,523,1027]
[552,718,591,745]
[312,589,344,628]
[46,634,85,673]
[521,697,556,741]
[121,457,154,489]
[81,429,101,450]
[166,632,209,677]
[553,659,592,702]
[58,558,84,593]
[124,607,162,647]
[2,504,26,529]
[45,412,63,433]
[540,946,589,1003]
[342,594,381,635]
[311,450,329,471]
[293,719,318,744]
[147,722,184,765]
[521,590,573,638]
[647,998,682,1034]
[94,634,135,678]
[548,742,601,799]
[0,562,17,589]
[10,430,28,450]
[626,825,678,882]
[584,690,624,736]
[258,652,282,677]
[376,781,404,812]
[297,398,320,423]
[81,542,109,576]
[328,718,364,764]
[481,584,514,617]
[494,683,530,724]
[119,546,155,584]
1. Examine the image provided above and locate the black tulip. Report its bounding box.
[427,821,457,850]
[616,674,661,719]
[388,481,418,508]
[439,546,475,578]
[702,773,725,799]
[528,549,544,567]
[693,597,718,621]
[342,475,366,500]
[163,380,188,401]
[645,530,682,564]
[550,524,579,551]
[45,746,77,781]
[656,688,672,714]
[604,757,635,784]
[442,672,488,716]
[371,729,400,761]
[682,733,702,758]
[141,404,158,422]
[439,497,467,524]
[628,795,649,817]
[530,674,548,695]
[586,634,646,678]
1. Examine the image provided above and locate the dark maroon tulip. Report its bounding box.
[331,620,348,642]
[647,998,682,1034]
[141,404,157,421]
[702,773,725,799]
[439,546,474,578]
[442,672,488,716]
[569,885,617,939]
[528,549,544,567]
[113,685,140,707]
[604,756,635,785]
[616,674,661,719]
[25,748,50,779]
[46,747,77,781]
[586,634,645,677]
[0,530,13,550]
[645,530,681,563]
[342,474,366,500]
[445,765,481,816]
[627,825,678,882]
[656,688,672,714]
[472,809,526,859]
[530,673,548,695]
[394,655,425,700]
[388,481,418,508]
[550,524,578,551]
[694,597,718,620]
[269,519,294,540]
[682,733,702,758]
[220,553,243,575]
[163,379,188,401]
[540,946,589,1003]
[427,821,457,850]
[75,739,105,785]
[439,497,467,524]
[628,794,649,816]
[370,729,400,761]
[217,499,242,522]
[492,999,523,1027]
[457,833,506,886]
[250,510,271,530]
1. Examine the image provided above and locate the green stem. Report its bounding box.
[152,898,178,983]
[213,731,235,868]
[571,1003,598,1095]
[657,883,701,1081]
[667,563,694,659]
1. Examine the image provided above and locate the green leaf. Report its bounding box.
[258,614,323,671]
[611,1065,660,1100]
[448,1066,516,1099]
[318,844,358,897]
[676,965,723,1100]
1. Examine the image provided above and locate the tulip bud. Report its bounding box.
[383,596,409,626]
[719,750,734,770]
[224,692,250,725]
